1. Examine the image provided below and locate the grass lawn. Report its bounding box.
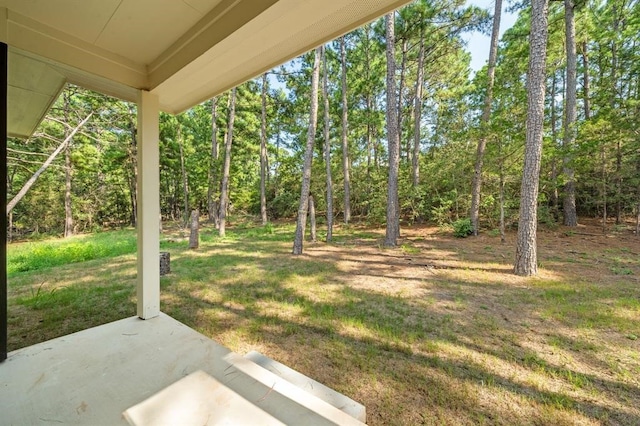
[7,218,640,425]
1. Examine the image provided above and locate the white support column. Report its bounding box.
[136,90,160,319]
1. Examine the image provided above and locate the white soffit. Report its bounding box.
[153,0,413,113]
[1,0,411,136]
[8,50,65,139]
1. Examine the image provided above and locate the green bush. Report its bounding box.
[452,218,473,238]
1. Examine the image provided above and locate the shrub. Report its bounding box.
[452,218,473,238]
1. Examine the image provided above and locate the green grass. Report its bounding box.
[7,229,137,276]
[6,219,640,425]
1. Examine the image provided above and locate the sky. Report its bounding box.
[268,0,520,89]
[463,0,518,73]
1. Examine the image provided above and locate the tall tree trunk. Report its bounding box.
[207,97,220,226]
[364,26,374,214]
[601,144,607,234]
[636,150,640,237]
[63,94,73,237]
[178,124,189,229]
[470,0,502,236]
[322,46,334,242]
[384,12,401,247]
[260,73,269,225]
[550,70,559,220]
[340,36,351,225]
[292,48,321,255]
[219,87,237,237]
[499,139,506,244]
[610,3,621,225]
[514,0,549,277]
[562,0,578,226]
[366,93,373,179]
[7,113,92,214]
[128,118,138,226]
[581,41,591,120]
[397,38,407,161]
[64,140,73,237]
[412,30,425,188]
[309,194,317,243]
[274,125,282,198]
[616,140,622,224]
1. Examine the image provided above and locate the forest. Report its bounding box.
[6,0,640,273]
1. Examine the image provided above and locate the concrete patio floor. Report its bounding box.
[0,313,365,425]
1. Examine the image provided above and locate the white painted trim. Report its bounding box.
[136,90,160,320]
[7,11,147,90]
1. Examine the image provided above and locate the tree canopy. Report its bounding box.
[7,0,640,270]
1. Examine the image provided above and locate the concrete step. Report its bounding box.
[244,350,367,423]
[225,352,366,425]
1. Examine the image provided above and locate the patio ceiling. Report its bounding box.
[1,0,412,138]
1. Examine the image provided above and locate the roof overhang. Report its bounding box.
[0,0,411,139]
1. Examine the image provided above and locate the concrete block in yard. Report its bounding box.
[159,252,170,275]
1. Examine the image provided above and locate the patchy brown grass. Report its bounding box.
[7,218,640,425]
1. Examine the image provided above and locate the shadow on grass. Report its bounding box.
[7,223,640,425]
[159,236,640,425]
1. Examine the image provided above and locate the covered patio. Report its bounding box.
[0,0,410,423]
[1,313,366,424]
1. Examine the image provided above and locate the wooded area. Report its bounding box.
[6,0,640,275]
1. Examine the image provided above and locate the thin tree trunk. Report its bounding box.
[470,0,502,236]
[562,0,578,226]
[601,144,607,234]
[499,141,506,244]
[551,160,559,218]
[309,194,317,243]
[7,113,92,214]
[364,24,373,191]
[366,94,373,178]
[514,0,549,276]
[412,30,424,187]
[636,202,640,237]
[616,140,622,224]
[189,209,199,249]
[274,125,282,198]
[636,151,640,237]
[397,37,407,161]
[260,73,269,225]
[128,118,138,226]
[365,94,373,214]
[550,70,559,220]
[292,48,321,255]
[322,46,334,242]
[384,12,401,247]
[581,41,591,120]
[208,97,220,226]
[610,3,620,225]
[64,139,73,237]
[219,87,237,237]
[217,94,232,228]
[340,36,351,225]
[374,125,380,171]
[63,94,73,237]
[178,124,189,229]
